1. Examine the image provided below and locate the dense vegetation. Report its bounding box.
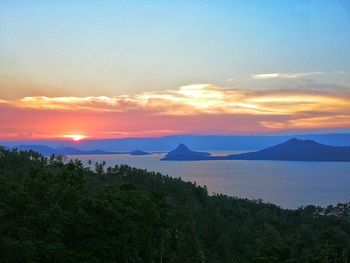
[0,147,350,262]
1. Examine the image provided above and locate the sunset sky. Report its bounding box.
[1,0,350,140]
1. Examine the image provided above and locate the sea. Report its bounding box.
[68,151,350,209]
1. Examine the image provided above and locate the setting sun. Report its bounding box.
[62,134,87,141]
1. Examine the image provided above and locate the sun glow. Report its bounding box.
[62,134,87,141]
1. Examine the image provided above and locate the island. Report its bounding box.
[162,138,350,162]
[129,150,150,156]
[161,143,212,161]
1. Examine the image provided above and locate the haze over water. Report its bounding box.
[70,153,350,209]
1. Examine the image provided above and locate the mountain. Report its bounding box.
[13,145,58,156]
[162,139,350,162]
[3,133,350,151]
[13,145,119,155]
[161,143,211,161]
[12,145,150,156]
[226,138,350,162]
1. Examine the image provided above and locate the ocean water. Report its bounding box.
[68,152,350,209]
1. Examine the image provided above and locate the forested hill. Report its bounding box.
[0,147,350,262]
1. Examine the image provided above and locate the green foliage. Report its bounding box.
[0,147,349,262]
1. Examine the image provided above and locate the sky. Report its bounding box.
[0,0,350,140]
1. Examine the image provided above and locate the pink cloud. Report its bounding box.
[0,84,349,139]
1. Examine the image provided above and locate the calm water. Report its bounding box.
[69,152,350,209]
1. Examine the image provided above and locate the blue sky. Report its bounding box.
[1,0,349,97]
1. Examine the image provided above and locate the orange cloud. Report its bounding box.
[2,84,349,116]
[0,84,349,139]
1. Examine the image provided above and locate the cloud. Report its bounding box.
[1,84,348,116]
[251,71,325,80]
[260,115,350,130]
[0,84,350,139]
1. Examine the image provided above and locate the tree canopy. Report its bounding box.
[0,146,349,262]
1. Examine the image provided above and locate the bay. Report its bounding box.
[68,152,350,209]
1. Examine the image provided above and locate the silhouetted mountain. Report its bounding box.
[161,143,211,160]
[129,150,150,155]
[2,133,350,151]
[13,145,118,155]
[162,139,350,162]
[226,138,350,162]
[14,145,58,156]
[12,145,150,156]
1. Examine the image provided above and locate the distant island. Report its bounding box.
[3,133,350,152]
[11,145,150,156]
[160,143,212,161]
[129,150,150,156]
[162,138,350,162]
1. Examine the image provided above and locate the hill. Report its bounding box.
[161,143,211,160]
[12,145,150,156]
[12,144,119,155]
[0,146,349,262]
[2,133,350,151]
[227,138,350,162]
[163,139,350,162]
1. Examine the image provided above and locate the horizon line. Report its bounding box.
[1,131,350,142]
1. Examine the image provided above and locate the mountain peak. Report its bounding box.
[175,143,189,151]
[285,138,320,146]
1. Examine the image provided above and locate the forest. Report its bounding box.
[0,146,349,262]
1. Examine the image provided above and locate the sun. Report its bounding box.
[62,134,87,141]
